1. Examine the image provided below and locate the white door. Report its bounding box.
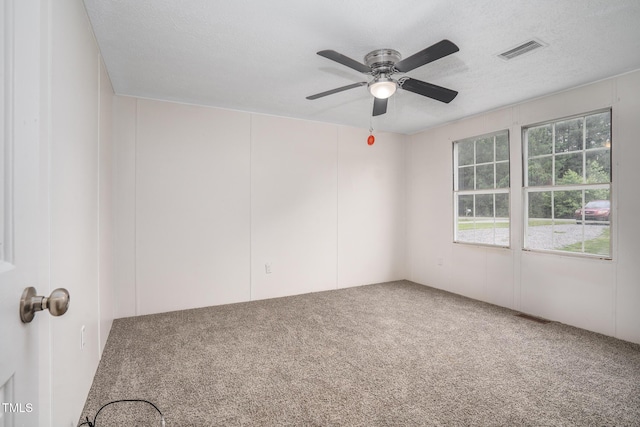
[0,1,49,426]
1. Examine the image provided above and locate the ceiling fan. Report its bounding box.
[306,40,459,117]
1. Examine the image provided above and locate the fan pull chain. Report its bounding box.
[367,116,376,145]
[368,121,375,146]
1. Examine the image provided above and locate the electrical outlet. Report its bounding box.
[265,263,272,274]
[80,325,86,350]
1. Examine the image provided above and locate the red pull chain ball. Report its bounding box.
[367,134,375,145]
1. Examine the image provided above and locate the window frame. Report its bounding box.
[522,108,612,259]
[453,129,511,248]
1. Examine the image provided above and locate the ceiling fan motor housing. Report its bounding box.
[364,49,402,75]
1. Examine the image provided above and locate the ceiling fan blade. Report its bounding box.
[317,50,371,74]
[393,40,459,73]
[400,78,458,104]
[372,97,388,116]
[306,82,367,100]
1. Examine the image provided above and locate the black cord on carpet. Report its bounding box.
[78,399,165,427]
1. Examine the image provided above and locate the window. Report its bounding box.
[453,130,510,246]
[523,110,611,257]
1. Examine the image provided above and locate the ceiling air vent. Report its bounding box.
[498,39,546,60]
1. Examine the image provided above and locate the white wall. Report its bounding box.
[337,126,406,288]
[113,98,407,316]
[136,100,251,314]
[112,96,137,318]
[407,70,640,344]
[251,115,337,300]
[46,1,115,424]
[98,57,115,354]
[614,72,640,342]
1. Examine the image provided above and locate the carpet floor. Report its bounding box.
[80,281,640,426]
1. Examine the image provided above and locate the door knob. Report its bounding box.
[19,287,70,323]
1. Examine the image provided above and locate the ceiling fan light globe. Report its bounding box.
[369,80,397,99]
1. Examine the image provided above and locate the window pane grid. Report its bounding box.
[457,188,509,196]
[529,147,604,160]
[454,130,510,247]
[523,110,611,258]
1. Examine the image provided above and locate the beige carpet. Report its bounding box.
[80,281,640,426]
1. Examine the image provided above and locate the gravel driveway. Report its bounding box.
[458,223,608,250]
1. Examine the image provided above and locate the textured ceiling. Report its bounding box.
[84,0,640,135]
